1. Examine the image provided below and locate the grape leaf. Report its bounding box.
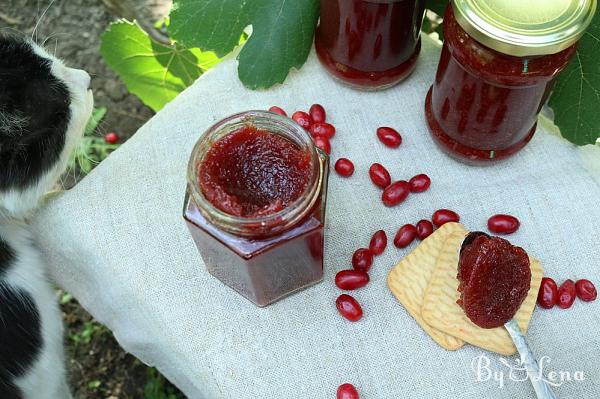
[549,12,600,146]
[100,20,220,112]
[168,0,320,89]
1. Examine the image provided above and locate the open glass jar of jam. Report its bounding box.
[315,0,426,90]
[425,0,596,164]
[183,111,329,307]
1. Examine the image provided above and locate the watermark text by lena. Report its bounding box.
[471,354,585,388]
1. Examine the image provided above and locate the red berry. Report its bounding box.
[394,224,417,248]
[292,111,312,129]
[409,174,431,193]
[104,132,119,144]
[382,181,410,207]
[335,270,370,290]
[575,279,597,302]
[335,158,354,177]
[352,248,374,272]
[432,209,460,227]
[268,106,287,116]
[310,122,336,139]
[309,103,326,123]
[416,220,434,240]
[369,163,391,189]
[488,214,520,234]
[313,136,331,154]
[537,277,558,309]
[337,383,359,399]
[376,127,402,148]
[336,294,363,322]
[557,279,576,309]
[369,230,387,256]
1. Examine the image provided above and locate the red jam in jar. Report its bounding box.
[315,0,426,90]
[426,1,595,164]
[183,111,329,307]
[198,126,312,218]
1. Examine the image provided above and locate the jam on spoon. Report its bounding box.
[458,233,557,398]
[458,232,531,329]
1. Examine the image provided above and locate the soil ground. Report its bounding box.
[2,1,184,398]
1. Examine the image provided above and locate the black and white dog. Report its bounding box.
[0,33,93,399]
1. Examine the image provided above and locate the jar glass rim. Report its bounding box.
[186,110,324,237]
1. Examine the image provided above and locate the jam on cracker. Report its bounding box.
[458,232,531,328]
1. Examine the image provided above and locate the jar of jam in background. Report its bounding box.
[315,0,426,90]
[425,0,596,164]
[183,111,329,307]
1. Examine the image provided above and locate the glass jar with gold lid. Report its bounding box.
[425,0,596,164]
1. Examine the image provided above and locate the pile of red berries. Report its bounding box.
[269,104,336,155]
[537,277,596,309]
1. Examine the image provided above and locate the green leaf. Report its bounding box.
[100,20,220,111]
[169,0,320,89]
[549,12,600,146]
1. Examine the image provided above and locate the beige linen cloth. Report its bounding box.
[33,36,600,398]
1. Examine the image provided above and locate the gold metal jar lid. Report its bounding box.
[451,0,597,56]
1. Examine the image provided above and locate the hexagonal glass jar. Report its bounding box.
[183,111,329,307]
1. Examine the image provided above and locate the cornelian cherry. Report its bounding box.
[310,122,336,139]
[376,127,402,148]
[432,209,460,227]
[488,214,520,234]
[409,174,431,193]
[369,163,391,189]
[104,132,119,144]
[335,270,370,290]
[558,279,576,309]
[268,106,287,117]
[416,220,434,240]
[352,248,374,272]
[292,111,313,129]
[313,136,331,154]
[335,158,354,177]
[336,294,363,322]
[337,383,359,399]
[537,277,558,309]
[309,103,326,123]
[369,230,387,256]
[382,181,410,206]
[394,224,417,248]
[575,279,597,302]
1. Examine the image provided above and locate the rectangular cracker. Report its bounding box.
[421,231,544,356]
[387,223,466,351]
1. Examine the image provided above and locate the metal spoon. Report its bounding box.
[504,319,558,398]
[461,232,558,399]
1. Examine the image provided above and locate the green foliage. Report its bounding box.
[144,369,184,399]
[169,0,320,89]
[69,107,118,175]
[101,20,220,112]
[549,11,600,145]
[69,320,105,346]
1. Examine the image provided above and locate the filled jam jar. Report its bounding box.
[183,111,329,307]
[426,0,596,164]
[315,0,426,90]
